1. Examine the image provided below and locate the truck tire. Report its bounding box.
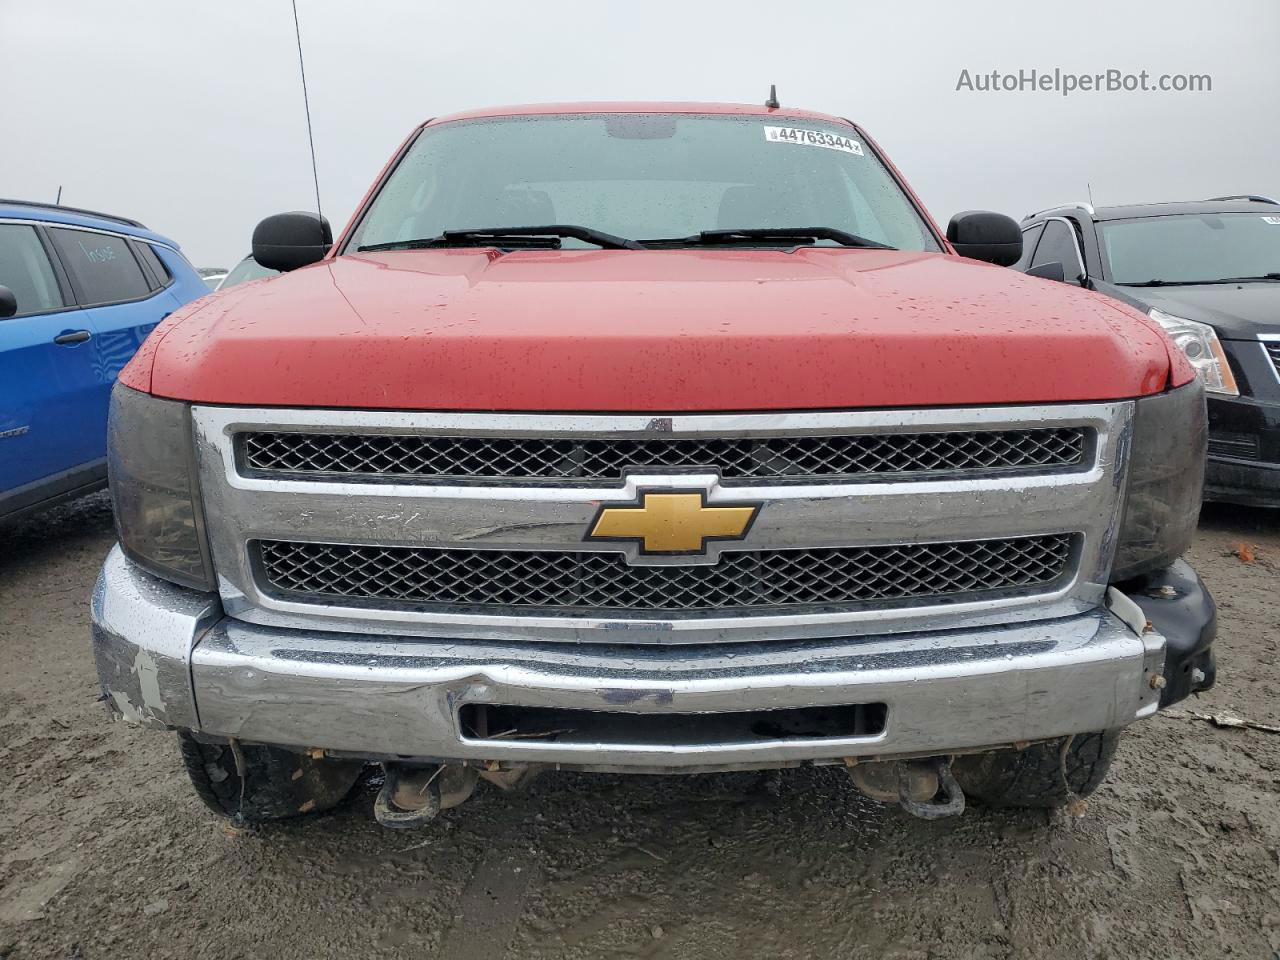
[178,733,363,822]
[952,731,1121,809]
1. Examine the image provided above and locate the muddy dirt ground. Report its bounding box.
[1,494,1277,960]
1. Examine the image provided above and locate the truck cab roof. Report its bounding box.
[427,101,853,126]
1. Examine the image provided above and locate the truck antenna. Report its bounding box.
[765,84,779,109]
[291,0,324,223]
[1087,182,1095,207]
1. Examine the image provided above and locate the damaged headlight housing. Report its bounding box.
[1148,308,1238,397]
[108,384,215,591]
[1111,378,1207,582]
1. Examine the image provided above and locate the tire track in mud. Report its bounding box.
[437,851,533,960]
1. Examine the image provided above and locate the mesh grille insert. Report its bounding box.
[241,427,1088,485]
[1265,341,1280,378]
[256,535,1075,615]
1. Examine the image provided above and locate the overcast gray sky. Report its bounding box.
[3,0,1277,268]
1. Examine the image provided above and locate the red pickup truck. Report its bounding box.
[93,101,1215,826]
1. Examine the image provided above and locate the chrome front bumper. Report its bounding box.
[92,546,1166,771]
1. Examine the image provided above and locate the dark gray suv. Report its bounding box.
[1013,195,1280,507]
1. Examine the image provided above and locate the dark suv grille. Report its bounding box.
[241,427,1088,485]
[256,534,1075,615]
[1264,340,1280,378]
[1208,431,1261,461]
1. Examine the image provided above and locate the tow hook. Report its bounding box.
[846,757,966,820]
[374,763,478,829]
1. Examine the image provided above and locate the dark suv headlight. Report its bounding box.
[1147,309,1238,397]
[1111,379,1206,582]
[107,384,215,591]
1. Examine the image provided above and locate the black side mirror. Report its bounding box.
[946,211,1022,266]
[1025,261,1067,283]
[252,211,332,272]
[0,285,17,319]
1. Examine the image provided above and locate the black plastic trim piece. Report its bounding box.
[129,239,176,294]
[1118,558,1217,708]
[0,458,107,524]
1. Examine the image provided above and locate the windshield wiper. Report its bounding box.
[1213,273,1280,283]
[357,225,643,253]
[638,227,896,250]
[1118,273,1280,286]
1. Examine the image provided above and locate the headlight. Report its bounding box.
[1148,308,1238,397]
[108,384,215,591]
[1111,379,1206,582]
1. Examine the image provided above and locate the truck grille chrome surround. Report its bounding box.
[192,403,1133,645]
[256,534,1076,614]
[241,427,1087,485]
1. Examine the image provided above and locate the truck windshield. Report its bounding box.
[346,113,941,252]
[1101,213,1280,284]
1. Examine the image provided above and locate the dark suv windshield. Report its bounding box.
[219,255,279,289]
[1101,212,1280,283]
[346,113,941,252]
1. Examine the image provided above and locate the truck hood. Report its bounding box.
[127,248,1178,411]
[1096,279,1280,341]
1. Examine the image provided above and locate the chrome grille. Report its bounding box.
[1265,340,1280,377]
[256,535,1075,614]
[240,427,1087,485]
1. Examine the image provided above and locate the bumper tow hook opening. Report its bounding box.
[374,763,478,829]
[846,757,966,820]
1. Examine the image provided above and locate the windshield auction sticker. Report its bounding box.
[763,125,863,156]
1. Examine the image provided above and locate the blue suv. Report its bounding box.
[0,200,208,522]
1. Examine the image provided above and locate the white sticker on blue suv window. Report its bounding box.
[763,125,864,156]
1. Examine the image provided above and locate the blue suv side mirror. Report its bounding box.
[0,285,17,319]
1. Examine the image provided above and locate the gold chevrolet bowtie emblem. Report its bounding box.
[587,491,760,555]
